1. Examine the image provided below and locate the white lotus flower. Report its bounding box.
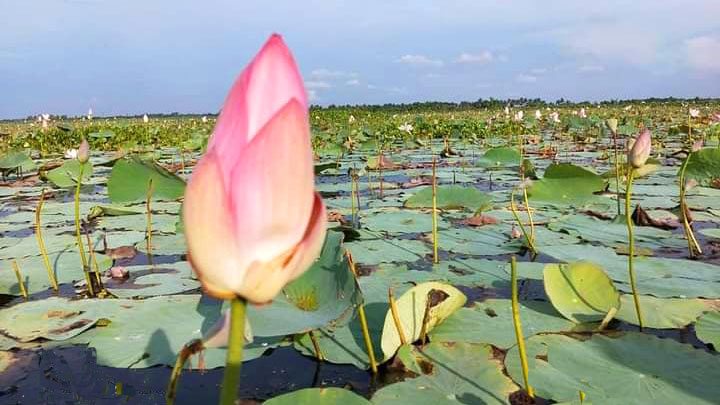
[202,115,208,123]
[398,123,413,133]
[534,110,542,119]
[513,110,524,121]
[504,106,510,115]
[579,108,587,118]
[550,112,561,123]
[143,114,149,123]
[42,113,50,121]
[87,108,93,120]
[64,149,78,159]
[689,108,700,118]
[624,105,633,111]
[348,114,356,124]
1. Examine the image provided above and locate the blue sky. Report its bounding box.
[1,0,719,118]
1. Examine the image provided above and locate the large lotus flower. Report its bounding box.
[628,128,652,169]
[183,34,327,303]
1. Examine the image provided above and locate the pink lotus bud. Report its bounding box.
[628,129,651,169]
[77,139,90,163]
[182,34,327,303]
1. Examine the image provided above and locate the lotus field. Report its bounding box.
[2,39,720,405]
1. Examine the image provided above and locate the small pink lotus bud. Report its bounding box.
[692,140,703,152]
[77,139,90,163]
[628,129,651,169]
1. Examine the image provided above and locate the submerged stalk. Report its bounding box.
[511,256,534,397]
[35,189,58,291]
[166,339,205,405]
[218,297,247,405]
[625,169,644,330]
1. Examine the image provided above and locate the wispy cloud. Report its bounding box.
[455,51,493,64]
[304,80,332,89]
[310,68,358,79]
[395,54,444,67]
[345,78,360,86]
[516,74,538,83]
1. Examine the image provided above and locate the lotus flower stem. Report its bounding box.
[579,390,586,404]
[388,286,407,345]
[350,171,357,226]
[510,256,534,398]
[146,179,154,257]
[85,228,103,294]
[219,296,247,405]
[678,155,702,256]
[510,189,538,255]
[522,186,535,244]
[166,339,205,405]
[74,164,94,297]
[611,128,622,217]
[11,260,28,300]
[308,331,325,361]
[624,169,644,330]
[378,150,384,198]
[346,250,378,374]
[366,169,373,198]
[432,156,439,264]
[35,189,58,292]
[418,292,433,345]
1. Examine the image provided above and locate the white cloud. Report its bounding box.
[395,54,444,67]
[307,89,319,101]
[530,67,547,75]
[686,36,720,72]
[310,68,357,79]
[578,64,605,73]
[516,74,537,83]
[345,78,360,86]
[455,51,493,64]
[304,80,332,89]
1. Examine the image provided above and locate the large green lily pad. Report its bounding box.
[45,160,93,188]
[529,163,607,205]
[372,342,517,404]
[543,262,621,323]
[505,333,720,404]
[404,185,492,210]
[615,294,710,329]
[695,311,720,348]
[683,148,720,187]
[107,156,185,203]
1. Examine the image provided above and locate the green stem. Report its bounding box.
[625,169,644,330]
[612,130,622,217]
[510,189,538,255]
[678,155,702,256]
[218,297,247,405]
[35,189,58,291]
[74,164,93,297]
[511,256,534,397]
[432,157,439,264]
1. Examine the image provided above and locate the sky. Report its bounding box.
[1,0,719,119]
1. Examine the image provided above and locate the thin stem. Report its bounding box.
[12,260,28,300]
[308,331,325,361]
[522,186,535,244]
[388,287,407,345]
[418,292,433,345]
[431,156,439,264]
[146,179,154,257]
[85,228,104,294]
[625,169,644,330]
[74,164,93,297]
[598,306,618,331]
[35,189,58,291]
[351,172,356,226]
[678,154,702,256]
[346,251,378,374]
[510,189,538,254]
[612,129,622,217]
[218,297,247,405]
[511,256,534,397]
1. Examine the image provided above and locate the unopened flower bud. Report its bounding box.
[77,139,90,163]
[628,129,651,169]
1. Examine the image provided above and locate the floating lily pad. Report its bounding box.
[380,281,466,361]
[404,185,492,210]
[0,297,101,342]
[429,299,575,348]
[615,294,709,329]
[45,160,93,188]
[107,156,185,203]
[683,148,720,187]
[543,262,620,323]
[266,388,371,405]
[529,163,607,205]
[506,333,720,404]
[372,342,516,405]
[475,147,522,167]
[695,311,720,348]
